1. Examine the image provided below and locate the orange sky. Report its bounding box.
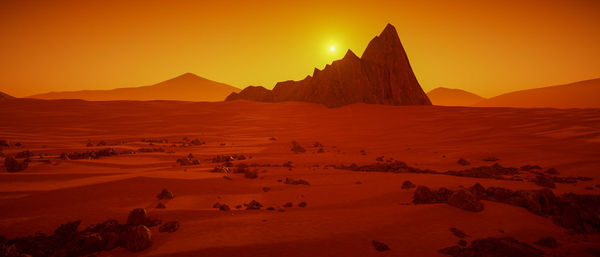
[1,0,599,98]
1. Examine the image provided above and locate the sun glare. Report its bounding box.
[329,45,336,52]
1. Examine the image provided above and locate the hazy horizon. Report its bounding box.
[1,0,600,98]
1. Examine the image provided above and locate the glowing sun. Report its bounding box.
[329,45,336,52]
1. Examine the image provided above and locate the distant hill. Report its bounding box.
[476,78,600,108]
[0,91,15,100]
[427,87,485,106]
[29,73,241,102]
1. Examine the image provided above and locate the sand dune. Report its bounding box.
[0,99,599,256]
[427,87,485,106]
[476,78,600,108]
[28,73,240,102]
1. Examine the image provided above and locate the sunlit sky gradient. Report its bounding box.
[1,0,599,97]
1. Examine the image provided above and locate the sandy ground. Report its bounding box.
[1,98,599,256]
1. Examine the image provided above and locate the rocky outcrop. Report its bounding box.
[226,24,431,107]
[0,208,164,256]
[439,237,544,257]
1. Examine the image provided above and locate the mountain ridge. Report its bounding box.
[226,23,431,107]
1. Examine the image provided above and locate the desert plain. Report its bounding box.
[1,98,599,256]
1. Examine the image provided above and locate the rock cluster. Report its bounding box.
[439,237,544,257]
[290,141,306,153]
[4,157,29,172]
[211,154,246,163]
[0,208,167,256]
[59,148,117,160]
[415,183,600,233]
[284,177,310,185]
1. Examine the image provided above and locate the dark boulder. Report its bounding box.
[371,240,390,252]
[157,189,174,200]
[4,157,28,172]
[126,208,149,226]
[448,190,484,212]
[124,225,152,252]
[401,180,416,189]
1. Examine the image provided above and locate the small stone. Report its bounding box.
[158,221,180,233]
[372,240,390,252]
[401,180,416,189]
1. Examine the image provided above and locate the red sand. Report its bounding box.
[1,98,599,256]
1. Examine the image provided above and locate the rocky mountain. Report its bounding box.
[475,78,600,108]
[427,87,485,106]
[227,24,431,107]
[29,73,240,102]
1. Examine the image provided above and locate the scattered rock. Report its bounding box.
[283,202,293,208]
[190,138,205,145]
[4,156,29,172]
[176,156,199,166]
[212,154,246,163]
[533,237,558,248]
[156,189,174,200]
[262,187,271,192]
[158,221,180,233]
[413,186,452,204]
[371,240,390,252]
[246,200,263,210]
[531,175,556,188]
[137,147,165,153]
[156,202,166,209]
[439,237,544,257]
[266,207,275,211]
[59,148,118,160]
[458,240,467,247]
[521,165,542,171]
[401,180,416,189]
[448,190,484,212]
[445,163,519,179]
[313,142,323,148]
[284,177,310,185]
[212,165,230,173]
[298,202,307,208]
[457,158,471,166]
[290,141,306,153]
[450,228,469,238]
[219,204,230,211]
